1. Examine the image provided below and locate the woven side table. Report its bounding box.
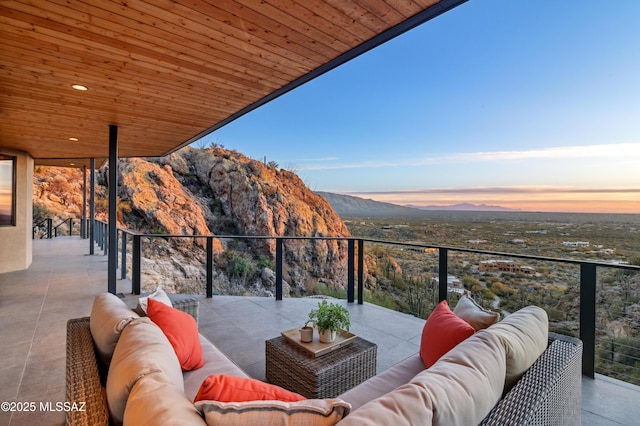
[265,335,377,399]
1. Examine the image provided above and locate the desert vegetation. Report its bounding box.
[342,215,640,385]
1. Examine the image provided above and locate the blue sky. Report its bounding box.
[199,0,640,213]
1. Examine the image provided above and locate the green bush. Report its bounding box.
[227,256,255,278]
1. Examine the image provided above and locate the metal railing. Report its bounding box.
[91,220,640,383]
[32,217,89,239]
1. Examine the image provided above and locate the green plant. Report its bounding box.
[227,255,255,278]
[306,300,350,332]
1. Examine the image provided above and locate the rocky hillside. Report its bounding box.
[33,146,353,297]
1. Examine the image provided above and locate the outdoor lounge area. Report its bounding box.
[1,236,639,425]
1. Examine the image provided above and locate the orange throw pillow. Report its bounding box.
[194,375,306,403]
[419,300,475,368]
[147,298,204,371]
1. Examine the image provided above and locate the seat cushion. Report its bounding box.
[420,300,475,368]
[183,334,250,401]
[485,305,549,392]
[106,317,184,424]
[89,292,139,366]
[339,331,506,426]
[338,353,425,411]
[453,294,500,331]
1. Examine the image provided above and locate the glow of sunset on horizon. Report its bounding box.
[201,1,640,214]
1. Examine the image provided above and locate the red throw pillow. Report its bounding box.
[419,300,475,368]
[194,375,306,403]
[147,298,204,371]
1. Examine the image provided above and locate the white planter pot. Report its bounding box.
[318,329,337,343]
[299,326,313,343]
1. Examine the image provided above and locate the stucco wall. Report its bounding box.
[0,149,33,273]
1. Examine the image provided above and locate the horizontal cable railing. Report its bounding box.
[91,220,640,385]
[32,217,90,239]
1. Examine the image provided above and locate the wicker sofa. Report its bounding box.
[66,294,582,425]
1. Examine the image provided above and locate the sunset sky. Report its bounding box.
[201,0,640,214]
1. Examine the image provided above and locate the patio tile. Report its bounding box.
[0,236,639,426]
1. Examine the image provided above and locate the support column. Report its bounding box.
[89,158,95,254]
[108,125,118,294]
[82,166,87,238]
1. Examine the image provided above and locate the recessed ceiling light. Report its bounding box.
[70,163,75,166]
[69,137,79,141]
[71,84,88,91]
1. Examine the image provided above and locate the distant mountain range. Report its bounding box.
[316,192,518,218]
[406,202,520,212]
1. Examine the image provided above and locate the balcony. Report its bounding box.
[1,236,639,425]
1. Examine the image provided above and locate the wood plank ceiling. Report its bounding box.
[0,0,465,167]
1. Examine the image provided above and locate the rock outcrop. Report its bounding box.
[33,146,352,296]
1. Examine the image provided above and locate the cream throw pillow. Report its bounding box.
[89,292,139,366]
[106,317,184,425]
[338,331,506,426]
[136,285,173,315]
[196,399,351,426]
[453,294,500,331]
[485,305,548,392]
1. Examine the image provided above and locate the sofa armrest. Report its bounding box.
[480,333,583,426]
[168,294,200,324]
[65,317,110,426]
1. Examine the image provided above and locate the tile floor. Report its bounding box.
[1,236,638,425]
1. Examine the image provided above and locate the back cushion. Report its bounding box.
[339,331,506,426]
[106,317,184,425]
[485,305,549,392]
[89,292,139,366]
[124,370,205,426]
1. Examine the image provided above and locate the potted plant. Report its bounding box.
[306,300,351,343]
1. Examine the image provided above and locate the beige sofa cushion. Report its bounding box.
[338,353,425,411]
[183,334,250,400]
[338,331,506,426]
[89,292,139,365]
[453,294,500,331]
[124,370,206,426]
[196,399,350,426]
[485,305,548,392]
[106,317,184,425]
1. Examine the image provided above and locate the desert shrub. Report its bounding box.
[227,255,255,278]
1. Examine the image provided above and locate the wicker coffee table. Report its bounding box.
[265,335,377,399]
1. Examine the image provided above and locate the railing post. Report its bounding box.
[206,237,213,298]
[275,238,283,301]
[438,248,448,302]
[132,234,141,295]
[103,222,108,256]
[347,239,355,303]
[47,218,52,239]
[580,263,597,378]
[357,239,364,304]
[115,230,119,270]
[120,231,127,280]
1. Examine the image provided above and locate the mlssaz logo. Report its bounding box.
[39,401,86,412]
